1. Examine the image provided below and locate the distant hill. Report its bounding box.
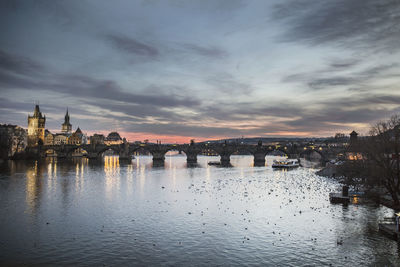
[198,136,335,145]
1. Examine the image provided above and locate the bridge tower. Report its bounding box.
[27,105,46,147]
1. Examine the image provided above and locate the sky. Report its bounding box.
[1,0,400,143]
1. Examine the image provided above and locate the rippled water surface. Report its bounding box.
[0,155,399,266]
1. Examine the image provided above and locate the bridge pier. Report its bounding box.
[213,142,236,166]
[253,152,266,167]
[220,153,232,165]
[152,159,165,167]
[119,143,132,161]
[186,152,198,164]
[56,152,67,158]
[87,152,102,160]
[150,151,167,164]
[183,141,202,164]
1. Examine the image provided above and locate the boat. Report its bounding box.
[272,159,300,168]
[329,186,350,204]
[378,213,400,240]
[208,161,221,166]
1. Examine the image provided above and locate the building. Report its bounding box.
[54,134,68,145]
[0,124,27,159]
[27,105,46,147]
[68,127,87,145]
[104,132,123,145]
[90,134,105,145]
[346,130,363,160]
[61,109,72,134]
[44,130,54,145]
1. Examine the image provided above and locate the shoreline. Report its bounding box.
[316,165,400,211]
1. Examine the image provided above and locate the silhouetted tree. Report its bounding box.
[341,115,400,205]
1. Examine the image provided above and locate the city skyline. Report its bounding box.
[1,0,400,143]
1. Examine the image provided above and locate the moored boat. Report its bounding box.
[272,159,299,168]
[379,213,400,240]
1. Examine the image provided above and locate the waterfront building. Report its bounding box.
[68,127,87,145]
[27,105,46,147]
[346,130,363,160]
[61,109,72,134]
[104,132,123,145]
[90,134,105,145]
[54,134,68,145]
[0,124,27,159]
[44,130,54,145]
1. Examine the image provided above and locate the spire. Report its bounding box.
[64,108,70,123]
[61,107,72,133]
[34,105,40,117]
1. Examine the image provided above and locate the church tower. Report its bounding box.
[61,109,72,134]
[27,105,46,147]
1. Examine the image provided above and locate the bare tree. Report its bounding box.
[346,115,400,205]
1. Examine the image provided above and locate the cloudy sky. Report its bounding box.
[1,0,400,143]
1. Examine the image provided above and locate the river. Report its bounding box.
[0,155,398,266]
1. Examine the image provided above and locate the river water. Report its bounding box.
[0,155,398,266]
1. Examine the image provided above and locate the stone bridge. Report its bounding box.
[34,140,344,166]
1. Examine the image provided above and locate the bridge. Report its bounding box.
[27,140,346,166]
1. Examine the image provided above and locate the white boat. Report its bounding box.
[272,159,300,168]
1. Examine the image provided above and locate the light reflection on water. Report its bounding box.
[0,156,399,266]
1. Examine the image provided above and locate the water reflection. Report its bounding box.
[47,158,57,194]
[0,156,398,266]
[104,156,121,200]
[152,160,165,168]
[75,158,88,194]
[26,161,43,216]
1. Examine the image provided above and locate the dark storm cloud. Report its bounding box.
[105,34,159,57]
[0,50,200,108]
[283,94,400,132]
[0,49,44,75]
[85,100,187,122]
[283,62,400,91]
[320,94,400,108]
[274,0,400,52]
[329,59,361,70]
[308,77,355,90]
[0,71,199,108]
[0,97,33,112]
[284,107,399,133]
[182,43,228,58]
[60,75,199,107]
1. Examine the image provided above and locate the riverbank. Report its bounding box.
[316,164,400,210]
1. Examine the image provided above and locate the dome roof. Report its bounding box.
[107,132,122,141]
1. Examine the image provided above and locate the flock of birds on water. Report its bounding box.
[83,158,386,265]
[11,157,394,265]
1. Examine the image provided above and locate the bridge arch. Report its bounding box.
[94,145,122,158]
[299,149,325,162]
[266,149,288,157]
